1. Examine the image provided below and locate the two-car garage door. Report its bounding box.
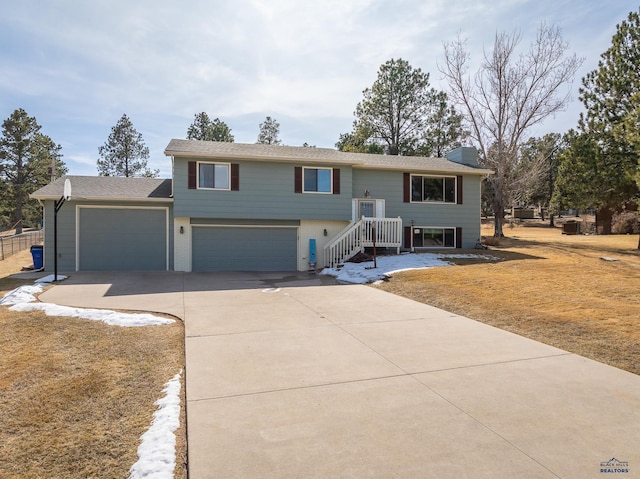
[191,226,297,272]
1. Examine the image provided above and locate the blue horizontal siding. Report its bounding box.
[352,168,483,248]
[173,157,352,221]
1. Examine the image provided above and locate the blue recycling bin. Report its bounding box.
[30,245,43,270]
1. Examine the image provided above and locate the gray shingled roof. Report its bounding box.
[164,139,493,175]
[30,175,173,201]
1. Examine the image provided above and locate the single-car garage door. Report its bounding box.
[192,226,297,272]
[78,207,168,271]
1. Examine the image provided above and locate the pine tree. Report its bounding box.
[354,58,434,156]
[554,9,640,243]
[339,59,464,157]
[0,108,66,232]
[420,91,466,158]
[97,114,158,177]
[257,116,282,145]
[187,112,234,142]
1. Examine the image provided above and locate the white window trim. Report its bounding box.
[197,161,231,191]
[302,166,333,194]
[410,174,457,204]
[411,226,456,249]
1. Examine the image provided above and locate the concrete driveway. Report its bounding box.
[40,272,640,478]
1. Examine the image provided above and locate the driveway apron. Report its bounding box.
[39,271,640,478]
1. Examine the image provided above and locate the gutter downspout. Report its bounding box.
[170,156,175,198]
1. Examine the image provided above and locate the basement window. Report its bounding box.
[412,227,456,248]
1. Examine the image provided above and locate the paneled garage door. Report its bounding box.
[192,226,297,272]
[78,207,168,271]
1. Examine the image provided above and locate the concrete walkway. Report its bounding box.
[39,272,640,478]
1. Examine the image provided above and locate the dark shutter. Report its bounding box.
[457,176,463,204]
[231,163,239,191]
[188,161,197,189]
[333,168,340,194]
[294,167,302,193]
[456,227,462,248]
[403,173,411,202]
[404,226,412,249]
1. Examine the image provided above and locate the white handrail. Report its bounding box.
[323,217,402,268]
[323,219,363,269]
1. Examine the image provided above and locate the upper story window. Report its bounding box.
[198,162,230,190]
[303,167,332,193]
[411,175,456,203]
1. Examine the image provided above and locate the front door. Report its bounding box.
[353,199,385,221]
[358,200,376,218]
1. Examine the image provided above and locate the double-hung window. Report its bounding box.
[411,175,456,203]
[198,162,230,190]
[303,167,332,193]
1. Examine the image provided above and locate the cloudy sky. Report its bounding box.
[0,0,633,177]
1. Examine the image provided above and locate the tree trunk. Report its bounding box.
[490,177,506,237]
[492,197,505,237]
[15,196,23,235]
[595,207,613,235]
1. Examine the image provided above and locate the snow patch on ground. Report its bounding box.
[35,274,68,283]
[1,283,174,327]
[0,284,44,305]
[320,253,499,284]
[129,371,182,479]
[9,302,174,326]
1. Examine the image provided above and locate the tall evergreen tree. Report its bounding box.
[554,9,640,243]
[0,108,66,233]
[257,116,281,145]
[97,114,158,177]
[339,59,464,157]
[419,91,466,157]
[187,112,234,142]
[353,58,435,156]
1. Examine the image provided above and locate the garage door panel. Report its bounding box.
[192,227,297,272]
[79,208,167,271]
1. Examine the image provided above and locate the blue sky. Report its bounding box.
[0,0,633,177]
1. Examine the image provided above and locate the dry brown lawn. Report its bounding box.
[0,250,186,479]
[375,222,640,375]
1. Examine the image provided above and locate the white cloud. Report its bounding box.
[0,0,634,175]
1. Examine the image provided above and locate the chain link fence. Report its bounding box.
[0,230,44,261]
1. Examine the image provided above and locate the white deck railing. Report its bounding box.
[323,217,403,268]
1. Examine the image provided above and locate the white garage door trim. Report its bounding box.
[75,205,170,271]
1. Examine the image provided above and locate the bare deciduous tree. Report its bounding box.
[440,23,583,236]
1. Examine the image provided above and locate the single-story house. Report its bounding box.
[31,140,492,272]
